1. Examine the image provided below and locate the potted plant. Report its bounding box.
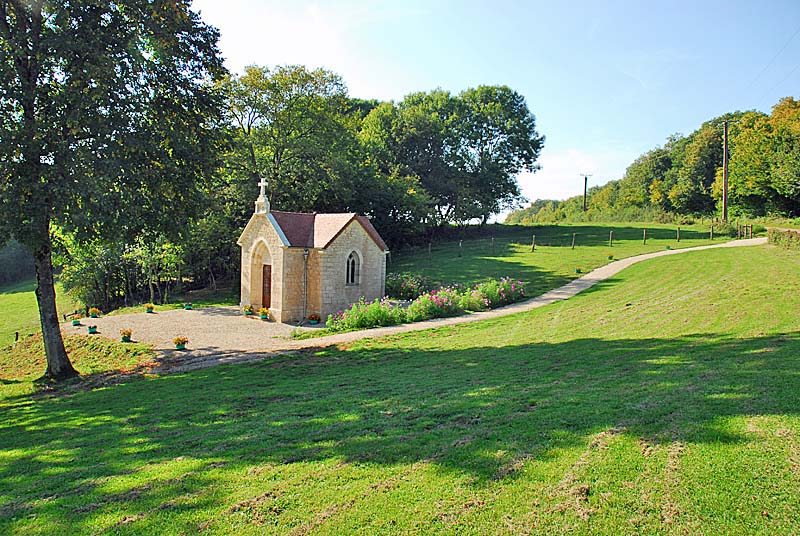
[607,253,614,260]
[145,303,155,313]
[308,313,321,325]
[88,307,101,318]
[258,307,270,320]
[575,268,583,274]
[243,304,254,316]
[184,302,192,310]
[88,325,98,335]
[173,336,188,350]
[665,245,672,250]
[120,328,132,343]
[71,314,81,326]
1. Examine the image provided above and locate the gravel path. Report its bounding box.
[62,237,767,373]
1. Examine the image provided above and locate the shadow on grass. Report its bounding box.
[1,329,799,531]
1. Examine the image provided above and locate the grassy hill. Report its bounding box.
[0,279,81,347]
[390,222,725,294]
[1,243,798,534]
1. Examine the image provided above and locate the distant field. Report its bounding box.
[0,279,80,348]
[2,243,798,534]
[390,222,726,295]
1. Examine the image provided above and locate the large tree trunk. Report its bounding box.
[33,242,78,381]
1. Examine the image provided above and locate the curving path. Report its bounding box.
[63,237,767,374]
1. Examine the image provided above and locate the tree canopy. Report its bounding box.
[0,0,225,379]
[507,98,800,225]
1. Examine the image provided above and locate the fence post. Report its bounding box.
[643,228,647,245]
[609,230,614,247]
[458,240,463,257]
[677,226,681,242]
[737,223,741,239]
[571,233,576,250]
[530,235,536,252]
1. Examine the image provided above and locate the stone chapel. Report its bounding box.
[237,180,389,324]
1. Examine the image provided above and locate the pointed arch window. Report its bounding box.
[346,251,360,286]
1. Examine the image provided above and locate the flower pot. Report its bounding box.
[309,320,319,325]
[607,255,614,260]
[121,336,131,343]
[244,311,253,316]
[88,327,98,334]
[575,268,582,274]
[72,320,81,326]
[146,308,154,313]
[259,314,269,320]
[184,305,192,310]
[175,343,186,350]
[89,313,98,318]
[665,246,672,250]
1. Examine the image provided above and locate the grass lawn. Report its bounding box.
[389,222,732,296]
[1,244,799,534]
[0,279,81,347]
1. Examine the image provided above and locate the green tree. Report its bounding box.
[0,1,224,380]
[221,65,357,213]
[458,85,544,222]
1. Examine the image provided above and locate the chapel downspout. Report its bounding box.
[302,248,309,324]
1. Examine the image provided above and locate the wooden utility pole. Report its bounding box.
[643,229,647,244]
[580,173,592,211]
[530,235,536,252]
[609,230,614,247]
[571,233,576,249]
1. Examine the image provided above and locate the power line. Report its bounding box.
[747,23,800,90]
[760,60,800,108]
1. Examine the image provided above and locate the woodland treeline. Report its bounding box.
[507,97,800,225]
[4,63,544,309]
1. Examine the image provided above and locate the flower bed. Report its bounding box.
[325,277,527,332]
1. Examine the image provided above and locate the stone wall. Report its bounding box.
[238,214,287,322]
[319,220,387,320]
[279,248,323,323]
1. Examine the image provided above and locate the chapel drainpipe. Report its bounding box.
[302,248,309,325]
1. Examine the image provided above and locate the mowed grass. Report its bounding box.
[391,222,728,295]
[0,280,81,347]
[2,244,799,534]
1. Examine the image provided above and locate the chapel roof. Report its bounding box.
[269,211,388,251]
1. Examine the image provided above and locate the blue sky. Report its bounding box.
[191,0,800,204]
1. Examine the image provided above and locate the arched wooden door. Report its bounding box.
[262,265,272,308]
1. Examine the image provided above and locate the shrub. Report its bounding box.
[385,272,432,300]
[406,287,463,322]
[769,228,800,249]
[326,297,406,332]
[457,288,488,312]
[474,277,526,308]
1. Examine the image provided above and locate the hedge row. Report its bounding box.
[768,228,800,250]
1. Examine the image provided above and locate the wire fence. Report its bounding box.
[388,225,751,268]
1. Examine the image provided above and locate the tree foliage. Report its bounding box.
[0,0,225,379]
[508,98,800,224]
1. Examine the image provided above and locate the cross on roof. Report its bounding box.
[258,177,267,197]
